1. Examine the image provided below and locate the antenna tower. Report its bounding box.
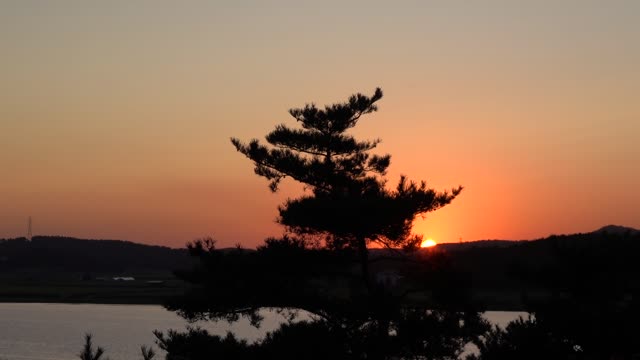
[27,216,32,241]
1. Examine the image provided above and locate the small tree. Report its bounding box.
[78,334,108,360]
[140,345,156,360]
[232,88,462,284]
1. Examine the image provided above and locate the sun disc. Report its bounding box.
[420,238,437,248]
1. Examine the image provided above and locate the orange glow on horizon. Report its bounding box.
[1,3,639,247]
[420,238,437,248]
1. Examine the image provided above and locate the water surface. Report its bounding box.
[0,303,525,360]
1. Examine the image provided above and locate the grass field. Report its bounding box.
[0,270,186,304]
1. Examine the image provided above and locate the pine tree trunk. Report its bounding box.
[358,235,371,293]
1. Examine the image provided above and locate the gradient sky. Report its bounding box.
[1,1,639,248]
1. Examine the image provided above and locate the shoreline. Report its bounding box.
[0,298,165,305]
[0,295,530,312]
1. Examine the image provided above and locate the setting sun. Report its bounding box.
[420,238,437,248]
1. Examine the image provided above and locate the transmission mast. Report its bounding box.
[27,216,32,241]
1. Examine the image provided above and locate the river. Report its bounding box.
[0,303,525,360]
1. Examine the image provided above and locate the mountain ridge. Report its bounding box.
[2,224,638,253]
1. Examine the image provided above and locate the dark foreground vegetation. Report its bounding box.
[60,225,640,359]
[154,89,640,359]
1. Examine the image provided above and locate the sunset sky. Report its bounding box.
[1,1,638,248]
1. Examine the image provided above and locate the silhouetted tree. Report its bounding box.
[154,328,252,360]
[232,88,462,285]
[467,316,586,360]
[140,345,156,360]
[165,236,347,323]
[79,334,108,360]
[162,89,482,360]
[75,334,158,360]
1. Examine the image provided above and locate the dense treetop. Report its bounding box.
[232,88,462,250]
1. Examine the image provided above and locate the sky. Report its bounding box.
[1,1,639,248]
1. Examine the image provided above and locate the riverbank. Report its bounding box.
[0,269,538,311]
[0,283,534,311]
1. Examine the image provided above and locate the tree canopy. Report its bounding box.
[231,88,462,250]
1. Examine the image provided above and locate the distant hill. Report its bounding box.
[1,224,637,279]
[593,224,640,235]
[0,236,192,273]
[2,225,636,272]
[437,240,517,252]
[437,225,640,296]
[434,224,639,252]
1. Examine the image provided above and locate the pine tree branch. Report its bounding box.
[274,143,327,157]
[252,158,332,193]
